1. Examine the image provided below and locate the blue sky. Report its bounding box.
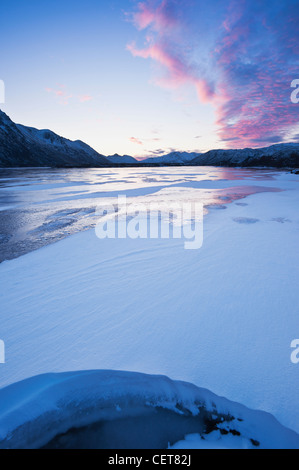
[1,0,298,157]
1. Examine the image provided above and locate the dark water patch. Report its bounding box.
[233,217,260,224]
[0,206,97,263]
[31,218,78,233]
[41,407,234,450]
[205,204,227,210]
[271,217,291,223]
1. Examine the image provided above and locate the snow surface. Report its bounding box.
[0,168,298,442]
[170,431,264,449]
[0,370,298,449]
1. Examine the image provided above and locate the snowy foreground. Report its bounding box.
[0,168,298,448]
[0,369,298,449]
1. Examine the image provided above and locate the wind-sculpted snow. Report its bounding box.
[0,370,298,449]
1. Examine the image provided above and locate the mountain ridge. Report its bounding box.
[191,143,299,168]
[0,110,109,168]
[1,110,298,168]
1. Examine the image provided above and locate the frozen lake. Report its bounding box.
[0,166,298,436]
[0,166,283,262]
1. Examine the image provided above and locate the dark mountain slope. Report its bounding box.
[0,111,109,168]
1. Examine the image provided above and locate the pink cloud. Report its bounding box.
[127,1,215,103]
[46,86,94,106]
[79,94,92,103]
[127,41,214,103]
[45,85,72,105]
[129,137,143,145]
[127,0,299,149]
[132,0,177,31]
[212,0,299,147]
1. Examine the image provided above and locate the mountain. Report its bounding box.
[142,151,201,165]
[1,110,299,168]
[106,153,138,164]
[0,110,109,168]
[191,143,299,168]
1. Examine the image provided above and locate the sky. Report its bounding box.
[0,0,298,158]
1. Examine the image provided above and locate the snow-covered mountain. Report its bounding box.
[1,110,299,168]
[0,110,109,168]
[191,143,299,168]
[106,153,138,164]
[142,151,201,165]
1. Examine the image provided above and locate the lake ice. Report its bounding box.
[0,167,298,446]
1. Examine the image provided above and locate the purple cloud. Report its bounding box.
[127,1,215,102]
[127,0,299,148]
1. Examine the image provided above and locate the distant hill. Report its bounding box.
[106,154,138,164]
[191,144,299,168]
[0,110,109,168]
[142,151,201,165]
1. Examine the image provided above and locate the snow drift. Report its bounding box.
[0,370,298,449]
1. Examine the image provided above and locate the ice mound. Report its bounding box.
[0,370,298,449]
